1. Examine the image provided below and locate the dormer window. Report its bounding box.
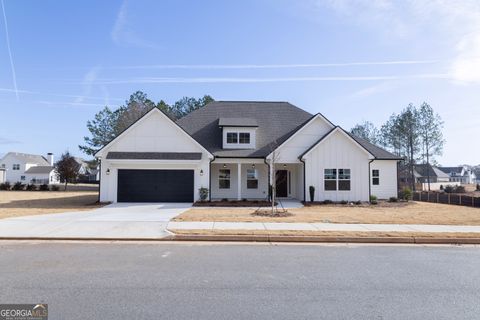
[239,133,250,144]
[219,118,257,149]
[227,132,238,143]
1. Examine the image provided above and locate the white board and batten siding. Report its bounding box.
[303,130,372,202]
[370,160,398,199]
[97,109,212,203]
[272,115,333,163]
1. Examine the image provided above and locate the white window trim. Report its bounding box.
[219,169,231,189]
[324,168,351,191]
[222,127,256,149]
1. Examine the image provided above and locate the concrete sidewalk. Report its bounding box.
[167,221,480,233]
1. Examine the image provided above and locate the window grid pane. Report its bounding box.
[226,133,238,143]
[239,133,250,144]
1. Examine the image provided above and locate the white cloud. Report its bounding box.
[111,0,160,49]
[317,0,480,82]
[74,66,100,104]
[86,73,449,85]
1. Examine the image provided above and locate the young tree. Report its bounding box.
[350,121,380,144]
[56,152,80,191]
[418,102,444,190]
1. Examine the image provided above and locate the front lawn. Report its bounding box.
[0,190,103,219]
[173,201,480,225]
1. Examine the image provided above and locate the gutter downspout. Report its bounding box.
[97,158,101,203]
[264,158,271,202]
[209,156,215,201]
[299,157,306,202]
[368,159,374,203]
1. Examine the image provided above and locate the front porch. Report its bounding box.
[210,158,304,201]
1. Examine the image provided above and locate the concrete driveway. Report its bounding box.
[0,203,192,239]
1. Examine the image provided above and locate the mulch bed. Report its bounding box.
[251,209,293,217]
[193,200,277,207]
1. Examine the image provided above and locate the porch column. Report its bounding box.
[237,163,242,200]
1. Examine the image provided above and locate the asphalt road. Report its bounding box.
[1,242,479,320]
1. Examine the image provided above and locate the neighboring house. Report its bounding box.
[438,166,477,184]
[399,164,458,191]
[0,167,5,184]
[0,152,59,185]
[413,164,450,184]
[95,101,401,203]
[74,157,99,182]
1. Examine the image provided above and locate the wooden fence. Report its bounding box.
[413,192,480,208]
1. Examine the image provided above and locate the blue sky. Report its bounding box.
[1,0,479,165]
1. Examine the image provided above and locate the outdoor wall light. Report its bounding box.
[283,164,287,168]
[106,168,111,175]
[252,164,256,169]
[200,169,204,176]
[223,164,227,168]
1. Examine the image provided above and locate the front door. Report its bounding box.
[275,170,288,197]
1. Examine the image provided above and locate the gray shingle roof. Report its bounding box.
[414,164,450,178]
[348,135,402,160]
[106,152,202,160]
[2,152,50,166]
[218,118,258,127]
[24,166,54,174]
[176,101,313,157]
[438,166,464,175]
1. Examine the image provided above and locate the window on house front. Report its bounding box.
[372,169,380,185]
[21,176,25,181]
[226,132,238,143]
[324,169,337,191]
[338,169,351,191]
[219,169,231,189]
[1,164,5,168]
[12,164,20,170]
[247,169,258,189]
[239,133,250,144]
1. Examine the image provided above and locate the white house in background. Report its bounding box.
[0,152,59,185]
[0,167,5,183]
[74,157,99,182]
[438,166,477,184]
[95,101,401,203]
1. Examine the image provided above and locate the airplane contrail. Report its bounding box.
[1,0,18,100]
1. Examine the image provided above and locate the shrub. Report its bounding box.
[355,200,362,205]
[221,198,229,202]
[444,185,454,193]
[242,198,247,202]
[25,184,37,191]
[477,184,480,191]
[401,187,412,201]
[440,185,444,191]
[389,197,398,202]
[323,199,333,205]
[12,182,25,191]
[39,184,49,191]
[370,195,378,205]
[455,185,466,193]
[0,182,11,190]
[340,200,348,205]
[198,187,209,201]
[50,185,60,191]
